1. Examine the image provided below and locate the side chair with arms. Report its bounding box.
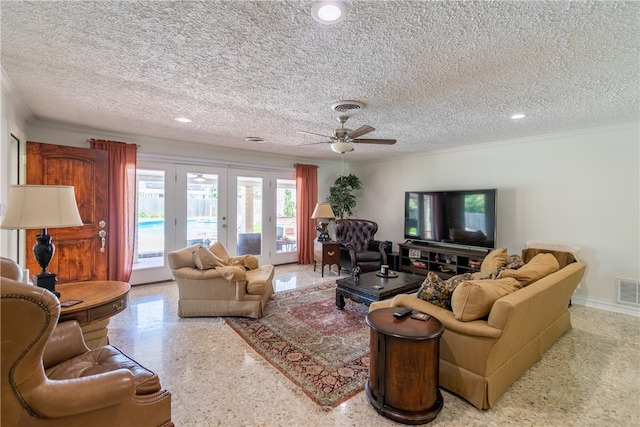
[1,255,23,281]
[1,277,173,427]
[334,219,388,273]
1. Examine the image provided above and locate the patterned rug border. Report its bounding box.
[224,282,370,409]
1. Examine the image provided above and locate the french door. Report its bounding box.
[130,162,296,285]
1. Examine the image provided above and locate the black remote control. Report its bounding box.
[393,307,413,319]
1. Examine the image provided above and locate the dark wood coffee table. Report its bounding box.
[335,270,423,309]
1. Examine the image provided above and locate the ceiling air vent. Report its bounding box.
[331,100,365,113]
[617,277,640,306]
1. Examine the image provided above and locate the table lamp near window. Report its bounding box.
[311,203,335,242]
[1,185,83,297]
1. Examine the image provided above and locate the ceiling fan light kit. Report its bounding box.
[297,109,397,154]
[331,142,355,154]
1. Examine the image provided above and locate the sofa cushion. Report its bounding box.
[522,248,576,269]
[193,246,225,270]
[416,271,472,310]
[480,248,508,276]
[209,241,231,264]
[451,278,522,321]
[498,253,559,286]
[355,250,382,262]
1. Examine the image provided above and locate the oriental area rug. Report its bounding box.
[224,283,370,408]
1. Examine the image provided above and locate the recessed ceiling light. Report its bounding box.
[511,113,526,119]
[311,1,347,25]
[245,137,266,144]
[175,117,192,123]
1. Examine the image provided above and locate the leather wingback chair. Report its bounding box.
[1,278,173,427]
[1,256,23,282]
[335,219,388,273]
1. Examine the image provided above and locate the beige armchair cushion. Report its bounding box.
[193,246,225,270]
[215,266,246,281]
[209,241,231,264]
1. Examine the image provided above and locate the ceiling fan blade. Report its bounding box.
[352,138,397,145]
[296,130,333,139]
[298,140,333,147]
[347,125,375,139]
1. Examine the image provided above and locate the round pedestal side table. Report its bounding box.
[365,307,444,425]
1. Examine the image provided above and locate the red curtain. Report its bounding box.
[90,139,137,282]
[295,164,318,264]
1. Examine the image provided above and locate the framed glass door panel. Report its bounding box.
[130,161,176,285]
[233,173,264,257]
[228,170,298,265]
[275,177,297,253]
[176,165,228,250]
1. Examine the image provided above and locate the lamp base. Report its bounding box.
[317,232,331,242]
[33,272,60,298]
[316,221,331,242]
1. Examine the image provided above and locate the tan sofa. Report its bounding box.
[370,253,586,410]
[167,243,274,318]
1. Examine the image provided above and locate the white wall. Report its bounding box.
[0,69,29,259]
[353,123,640,315]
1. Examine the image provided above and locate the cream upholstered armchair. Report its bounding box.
[167,242,274,318]
[1,277,173,427]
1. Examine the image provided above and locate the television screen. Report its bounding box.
[404,189,497,249]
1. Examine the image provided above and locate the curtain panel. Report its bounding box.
[295,164,318,264]
[90,139,137,282]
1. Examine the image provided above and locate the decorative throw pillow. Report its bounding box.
[209,242,230,265]
[498,253,559,286]
[482,254,525,279]
[192,246,225,270]
[451,278,522,321]
[480,248,508,276]
[416,271,472,310]
[503,254,524,270]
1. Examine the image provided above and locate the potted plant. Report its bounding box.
[327,174,362,218]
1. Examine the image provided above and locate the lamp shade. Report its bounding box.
[311,203,336,219]
[1,185,83,229]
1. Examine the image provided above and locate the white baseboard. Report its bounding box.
[571,296,640,317]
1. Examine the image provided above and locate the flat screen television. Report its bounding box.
[404,189,497,249]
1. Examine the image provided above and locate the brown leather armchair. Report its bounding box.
[1,256,23,281]
[1,278,173,427]
[335,219,388,273]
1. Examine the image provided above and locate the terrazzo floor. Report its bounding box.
[108,264,640,427]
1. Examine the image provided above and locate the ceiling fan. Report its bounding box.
[297,115,397,154]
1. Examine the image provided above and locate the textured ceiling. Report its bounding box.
[1,1,638,162]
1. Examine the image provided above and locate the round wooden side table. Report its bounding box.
[57,280,130,349]
[365,307,444,425]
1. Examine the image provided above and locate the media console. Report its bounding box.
[398,241,490,278]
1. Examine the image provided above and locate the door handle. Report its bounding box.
[99,230,107,252]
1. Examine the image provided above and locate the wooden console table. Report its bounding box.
[366,307,444,424]
[57,280,130,349]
